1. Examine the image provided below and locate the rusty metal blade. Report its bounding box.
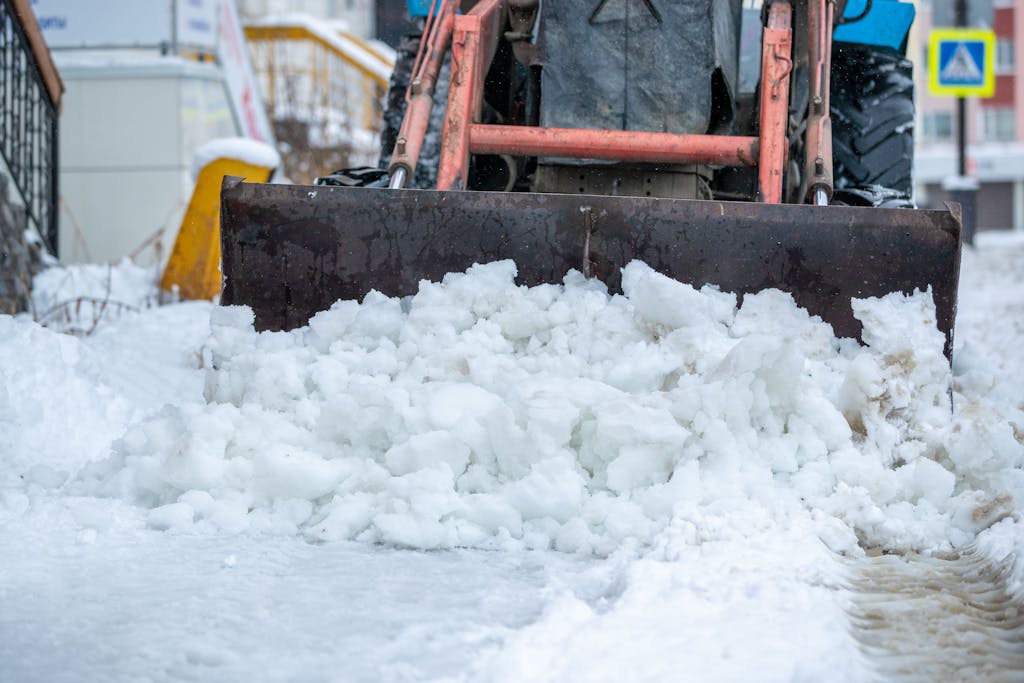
[220,177,962,356]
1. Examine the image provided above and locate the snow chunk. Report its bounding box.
[621,260,736,330]
[148,502,195,531]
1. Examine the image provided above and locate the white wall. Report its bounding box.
[57,59,237,265]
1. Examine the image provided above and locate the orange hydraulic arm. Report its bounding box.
[387,0,460,188]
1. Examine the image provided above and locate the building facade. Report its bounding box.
[236,0,375,37]
[912,0,1024,231]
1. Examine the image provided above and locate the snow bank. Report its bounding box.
[0,316,130,491]
[2,261,211,504]
[33,259,160,319]
[956,230,1024,391]
[76,261,1024,555]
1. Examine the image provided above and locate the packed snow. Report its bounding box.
[1,232,1022,682]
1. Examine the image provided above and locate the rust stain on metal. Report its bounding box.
[220,179,962,358]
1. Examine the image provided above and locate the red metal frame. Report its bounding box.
[805,0,835,203]
[469,125,759,167]
[388,0,459,182]
[437,0,505,190]
[429,0,795,202]
[757,1,794,203]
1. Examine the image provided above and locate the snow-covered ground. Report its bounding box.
[1,234,1022,682]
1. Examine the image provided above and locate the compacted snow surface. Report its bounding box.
[1,236,1023,682]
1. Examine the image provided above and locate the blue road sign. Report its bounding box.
[929,29,996,97]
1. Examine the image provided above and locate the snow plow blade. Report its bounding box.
[220,178,962,356]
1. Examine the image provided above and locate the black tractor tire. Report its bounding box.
[785,64,810,204]
[830,43,915,205]
[377,28,449,189]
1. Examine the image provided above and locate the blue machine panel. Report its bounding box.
[833,0,915,52]
[407,0,435,16]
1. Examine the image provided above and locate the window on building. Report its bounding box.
[981,107,1017,141]
[921,111,954,141]
[996,39,1015,73]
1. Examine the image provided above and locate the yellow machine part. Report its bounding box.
[160,158,275,300]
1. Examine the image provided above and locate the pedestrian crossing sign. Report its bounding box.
[929,29,996,97]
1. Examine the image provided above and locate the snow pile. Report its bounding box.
[32,259,161,333]
[77,261,1024,555]
[956,230,1024,389]
[191,138,281,182]
[0,316,132,492]
[2,260,211,504]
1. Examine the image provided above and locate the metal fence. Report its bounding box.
[1,0,59,254]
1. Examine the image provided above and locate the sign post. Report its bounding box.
[928,10,995,245]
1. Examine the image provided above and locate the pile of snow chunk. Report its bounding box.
[76,261,1024,554]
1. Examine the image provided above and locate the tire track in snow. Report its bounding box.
[842,549,1024,682]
